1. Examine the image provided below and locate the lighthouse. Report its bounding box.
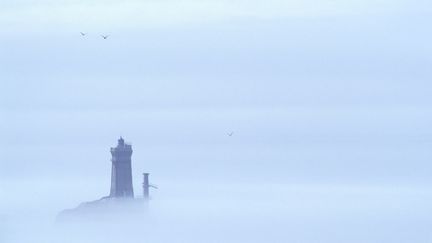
[109,137,134,198]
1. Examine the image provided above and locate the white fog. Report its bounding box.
[1,0,432,242]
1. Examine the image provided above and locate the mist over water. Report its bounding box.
[2,179,432,243]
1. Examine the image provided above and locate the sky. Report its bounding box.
[1,0,432,242]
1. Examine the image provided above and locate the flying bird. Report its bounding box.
[80,32,87,36]
[228,132,234,136]
[101,35,109,39]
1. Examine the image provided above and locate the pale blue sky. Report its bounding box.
[1,0,432,184]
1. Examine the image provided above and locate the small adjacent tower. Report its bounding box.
[110,137,134,198]
[143,173,150,200]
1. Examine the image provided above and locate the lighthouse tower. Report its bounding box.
[109,137,134,198]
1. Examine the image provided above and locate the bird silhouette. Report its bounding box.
[101,35,109,39]
[80,32,87,36]
[228,132,234,136]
